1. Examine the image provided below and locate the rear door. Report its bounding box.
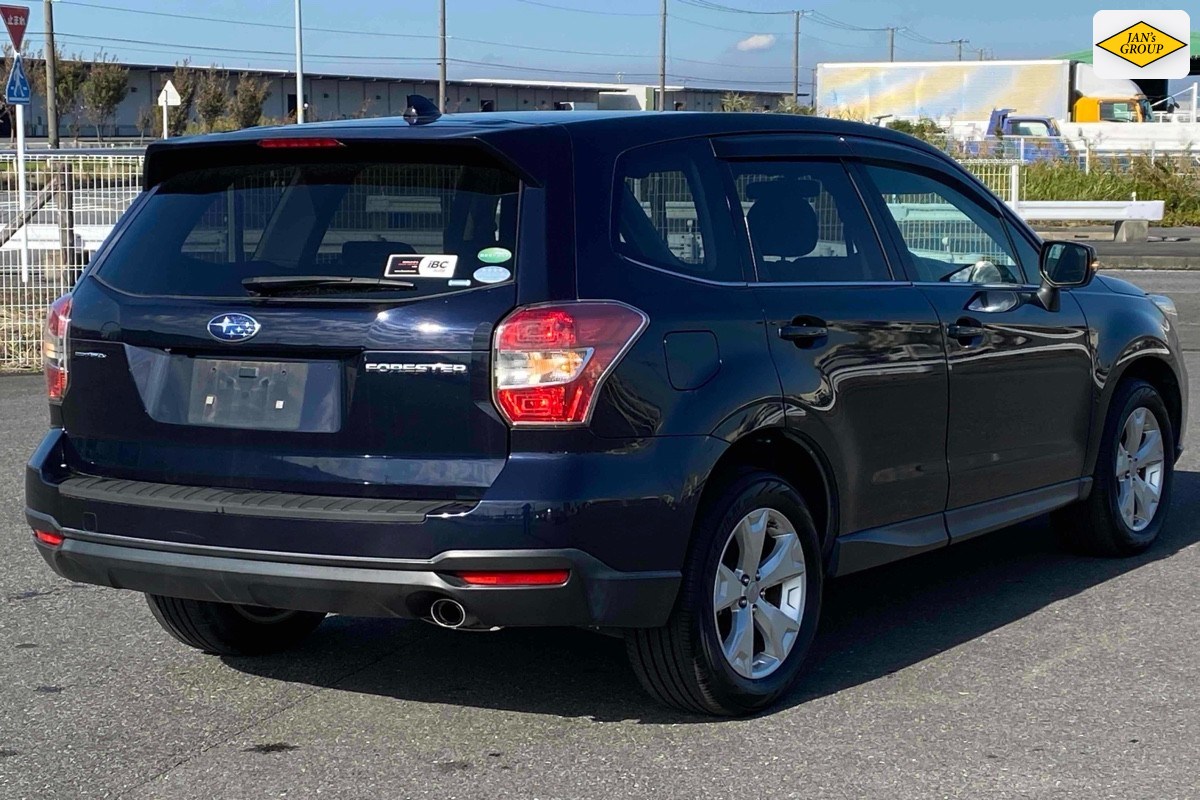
[63,137,541,500]
[853,150,1093,525]
[714,137,950,546]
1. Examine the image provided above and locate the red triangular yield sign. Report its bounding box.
[0,5,28,52]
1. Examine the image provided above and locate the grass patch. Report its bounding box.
[1021,156,1200,226]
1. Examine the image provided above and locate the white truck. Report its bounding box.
[816,60,1151,125]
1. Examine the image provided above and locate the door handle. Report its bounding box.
[779,324,829,345]
[946,319,986,343]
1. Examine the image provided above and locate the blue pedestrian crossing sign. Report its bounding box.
[6,55,30,105]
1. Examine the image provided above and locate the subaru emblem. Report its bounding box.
[207,313,260,342]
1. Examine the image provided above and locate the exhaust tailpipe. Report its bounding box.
[429,598,469,629]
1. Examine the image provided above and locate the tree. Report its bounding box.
[195,68,229,133]
[165,60,198,136]
[720,92,756,112]
[231,72,270,129]
[81,54,129,141]
[0,45,14,143]
[28,47,86,143]
[887,118,944,144]
[773,97,814,115]
[135,103,159,141]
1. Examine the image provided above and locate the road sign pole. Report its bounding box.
[1,5,30,280]
[15,99,28,283]
[162,102,169,139]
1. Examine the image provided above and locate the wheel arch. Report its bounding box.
[696,427,839,565]
[1089,352,1184,473]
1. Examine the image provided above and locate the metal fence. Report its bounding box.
[0,154,142,370]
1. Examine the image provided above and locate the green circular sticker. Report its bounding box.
[477,247,513,264]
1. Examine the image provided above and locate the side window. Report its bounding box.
[725,159,891,283]
[861,163,1027,286]
[1006,222,1042,284]
[615,141,738,281]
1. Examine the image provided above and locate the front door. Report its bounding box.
[855,160,1093,521]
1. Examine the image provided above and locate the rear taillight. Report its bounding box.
[492,301,648,426]
[44,293,72,403]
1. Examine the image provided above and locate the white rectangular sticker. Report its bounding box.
[385,254,459,279]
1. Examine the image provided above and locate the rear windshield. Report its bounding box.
[98,155,520,298]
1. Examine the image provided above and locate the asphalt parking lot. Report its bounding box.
[2,272,1198,799]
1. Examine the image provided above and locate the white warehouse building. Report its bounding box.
[14,62,788,139]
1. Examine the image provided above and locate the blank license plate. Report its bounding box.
[186,359,338,432]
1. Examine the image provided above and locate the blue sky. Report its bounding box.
[15,0,1195,91]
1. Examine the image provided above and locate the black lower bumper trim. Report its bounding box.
[34,528,680,629]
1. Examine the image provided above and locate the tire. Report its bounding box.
[146,595,326,656]
[1054,379,1175,557]
[626,470,823,716]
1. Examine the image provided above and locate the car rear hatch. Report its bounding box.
[58,132,555,502]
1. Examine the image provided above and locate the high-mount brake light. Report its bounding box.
[492,301,648,426]
[44,294,72,403]
[258,138,344,149]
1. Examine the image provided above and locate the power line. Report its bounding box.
[38,31,797,86]
[510,0,657,16]
[676,0,791,15]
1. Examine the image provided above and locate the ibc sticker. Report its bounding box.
[1093,10,1190,79]
[384,254,459,279]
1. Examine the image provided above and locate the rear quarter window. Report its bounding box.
[613,139,741,282]
[98,148,520,298]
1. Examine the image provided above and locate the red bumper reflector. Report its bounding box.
[34,529,64,547]
[454,569,569,586]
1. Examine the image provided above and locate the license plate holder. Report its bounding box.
[186,359,337,431]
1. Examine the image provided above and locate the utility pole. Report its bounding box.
[811,66,817,109]
[294,0,305,123]
[658,0,666,111]
[951,38,968,61]
[887,27,896,62]
[43,0,58,148]
[438,0,447,113]
[791,10,800,105]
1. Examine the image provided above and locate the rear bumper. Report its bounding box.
[27,429,726,627]
[30,527,677,627]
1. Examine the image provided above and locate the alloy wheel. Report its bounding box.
[1115,406,1165,532]
[712,508,807,680]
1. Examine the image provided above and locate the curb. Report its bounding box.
[1097,257,1200,270]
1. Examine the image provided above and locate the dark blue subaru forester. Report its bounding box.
[26,109,1186,715]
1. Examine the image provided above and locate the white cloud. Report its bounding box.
[736,34,777,52]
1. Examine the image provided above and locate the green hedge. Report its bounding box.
[1021,157,1200,227]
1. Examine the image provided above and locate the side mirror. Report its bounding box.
[1037,241,1097,311]
[1040,241,1097,288]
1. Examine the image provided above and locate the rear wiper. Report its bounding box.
[242,275,417,294]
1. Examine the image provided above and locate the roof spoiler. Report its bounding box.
[404,95,442,125]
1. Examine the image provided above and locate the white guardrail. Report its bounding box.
[1007,200,1165,222]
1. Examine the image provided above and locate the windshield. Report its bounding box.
[1011,120,1052,137]
[98,158,520,298]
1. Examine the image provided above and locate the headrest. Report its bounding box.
[745,180,820,259]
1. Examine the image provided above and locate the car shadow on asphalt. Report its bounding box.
[223,471,1200,724]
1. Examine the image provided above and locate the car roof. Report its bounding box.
[149,111,938,156]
